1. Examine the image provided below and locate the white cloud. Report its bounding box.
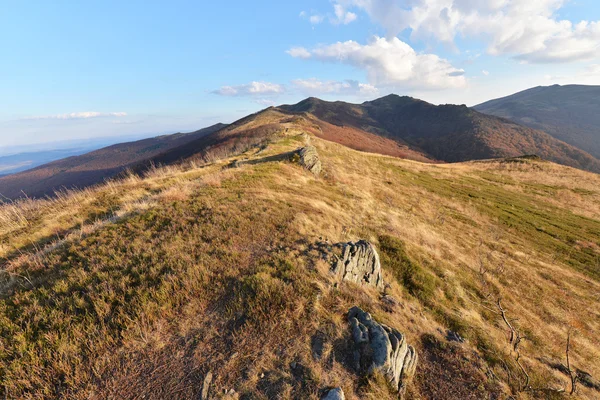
[585,64,600,75]
[332,0,600,63]
[332,4,357,25]
[288,37,466,89]
[23,112,127,120]
[212,81,285,96]
[292,78,379,96]
[286,47,312,59]
[299,10,325,25]
[310,15,325,24]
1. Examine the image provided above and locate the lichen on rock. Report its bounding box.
[347,306,418,398]
[331,241,384,290]
[297,145,322,175]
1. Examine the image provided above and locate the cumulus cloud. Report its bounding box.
[332,0,600,63]
[287,47,312,59]
[212,81,285,96]
[288,37,466,89]
[23,112,127,120]
[332,4,357,25]
[292,78,379,96]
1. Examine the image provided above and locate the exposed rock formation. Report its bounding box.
[348,306,418,398]
[297,146,322,175]
[331,241,384,290]
[322,387,345,400]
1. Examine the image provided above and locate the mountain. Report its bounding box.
[0,123,227,199]
[474,84,600,158]
[0,148,100,177]
[4,93,600,200]
[280,95,600,173]
[2,111,599,399]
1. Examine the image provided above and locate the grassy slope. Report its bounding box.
[1,115,599,399]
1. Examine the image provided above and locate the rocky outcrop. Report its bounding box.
[348,306,418,398]
[297,146,322,175]
[322,387,345,400]
[331,241,384,290]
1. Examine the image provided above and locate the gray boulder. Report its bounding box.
[348,307,418,398]
[297,146,322,175]
[331,241,384,290]
[322,387,345,400]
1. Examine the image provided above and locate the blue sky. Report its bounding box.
[1,0,600,148]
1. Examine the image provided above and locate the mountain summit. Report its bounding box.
[474,84,600,158]
[2,94,599,200]
[281,94,600,172]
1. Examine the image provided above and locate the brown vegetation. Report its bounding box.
[1,112,599,399]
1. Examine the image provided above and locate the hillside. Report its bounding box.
[474,85,600,159]
[281,95,600,173]
[0,123,227,199]
[1,110,599,399]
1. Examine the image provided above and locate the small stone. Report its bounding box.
[200,371,212,400]
[446,330,465,343]
[322,387,345,400]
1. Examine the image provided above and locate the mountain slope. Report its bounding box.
[1,115,599,399]
[474,84,600,158]
[280,95,600,173]
[0,123,227,199]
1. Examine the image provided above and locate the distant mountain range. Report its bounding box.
[281,95,600,171]
[474,84,600,159]
[2,88,600,200]
[0,148,99,177]
[0,124,226,199]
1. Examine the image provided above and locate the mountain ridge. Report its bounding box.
[0,123,227,199]
[3,92,600,200]
[1,117,599,398]
[280,94,600,172]
[474,84,600,158]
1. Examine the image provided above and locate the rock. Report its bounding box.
[311,331,326,361]
[331,241,384,290]
[446,330,465,343]
[381,294,399,313]
[322,387,345,400]
[577,369,600,391]
[200,371,212,400]
[297,146,322,175]
[347,306,418,398]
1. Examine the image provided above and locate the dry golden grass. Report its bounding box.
[1,115,599,399]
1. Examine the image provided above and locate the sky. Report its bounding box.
[1,0,600,149]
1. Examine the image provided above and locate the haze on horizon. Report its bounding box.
[2,0,600,148]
